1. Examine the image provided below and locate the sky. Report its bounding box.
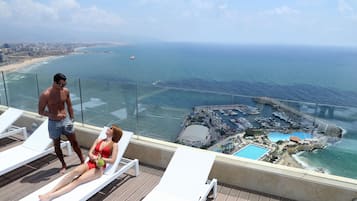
[0,0,356,46]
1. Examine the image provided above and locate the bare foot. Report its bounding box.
[59,167,66,174]
[39,194,51,201]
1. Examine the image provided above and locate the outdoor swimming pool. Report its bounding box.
[268,132,312,143]
[233,144,269,160]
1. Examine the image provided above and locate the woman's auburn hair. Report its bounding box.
[111,124,123,143]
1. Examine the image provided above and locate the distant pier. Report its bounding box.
[254,97,342,137]
[194,104,260,115]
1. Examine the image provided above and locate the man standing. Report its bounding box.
[38,73,84,174]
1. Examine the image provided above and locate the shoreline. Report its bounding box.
[278,152,303,168]
[0,56,58,72]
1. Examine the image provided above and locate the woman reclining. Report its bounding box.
[39,125,123,201]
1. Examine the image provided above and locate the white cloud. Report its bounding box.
[0,0,58,22]
[0,0,12,18]
[0,0,123,27]
[4,0,58,22]
[51,0,80,11]
[138,0,169,4]
[179,0,230,18]
[217,3,238,20]
[191,0,214,10]
[218,3,227,10]
[264,6,300,16]
[338,0,354,13]
[71,6,124,26]
[338,0,357,20]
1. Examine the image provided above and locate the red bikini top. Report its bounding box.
[93,140,112,158]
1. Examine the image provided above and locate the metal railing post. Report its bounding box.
[35,74,40,98]
[1,71,9,106]
[78,78,84,125]
[136,81,139,133]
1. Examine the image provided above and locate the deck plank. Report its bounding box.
[258,195,272,201]
[216,185,231,201]
[237,190,250,201]
[248,193,260,201]
[269,198,280,201]
[226,188,240,201]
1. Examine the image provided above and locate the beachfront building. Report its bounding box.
[0,50,4,63]
[177,124,211,148]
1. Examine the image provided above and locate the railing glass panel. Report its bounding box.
[0,71,357,180]
[69,78,137,131]
[136,84,234,141]
[2,72,39,111]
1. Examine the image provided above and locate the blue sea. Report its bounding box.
[18,43,357,179]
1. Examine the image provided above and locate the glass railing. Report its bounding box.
[1,71,357,180]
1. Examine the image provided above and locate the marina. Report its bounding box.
[177,97,343,169]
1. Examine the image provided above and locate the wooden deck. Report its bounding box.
[0,136,294,201]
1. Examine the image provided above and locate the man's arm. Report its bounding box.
[65,88,74,120]
[38,92,50,118]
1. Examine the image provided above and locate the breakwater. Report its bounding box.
[254,97,342,138]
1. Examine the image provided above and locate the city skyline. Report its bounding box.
[0,0,357,46]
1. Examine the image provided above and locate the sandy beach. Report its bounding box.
[278,152,303,168]
[0,56,57,72]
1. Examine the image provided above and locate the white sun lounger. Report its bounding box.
[0,119,71,176]
[143,147,217,201]
[20,127,139,201]
[0,107,27,140]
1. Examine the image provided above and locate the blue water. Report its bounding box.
[17,43,357,179]
[268,132,312,143]
[21,43,357,91]
[234,144,269,160]
[20,43,357,107]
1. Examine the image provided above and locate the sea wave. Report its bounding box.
[293,152,331,174]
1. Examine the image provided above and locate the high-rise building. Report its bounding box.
[0,49,3,63]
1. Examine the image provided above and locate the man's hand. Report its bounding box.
[57,113,66,119]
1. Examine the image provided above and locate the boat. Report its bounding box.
[152,80,161,85]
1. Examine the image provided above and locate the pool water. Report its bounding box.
[268,132,312,143]
[233,144,269,160]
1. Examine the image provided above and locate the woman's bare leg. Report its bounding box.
[39,164,88,200]
[39,168,103,201]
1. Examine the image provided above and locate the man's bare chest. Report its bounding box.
[48,91,67,105]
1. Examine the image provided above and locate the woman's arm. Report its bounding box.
[102,143,118,164]
[88,139,100,161]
